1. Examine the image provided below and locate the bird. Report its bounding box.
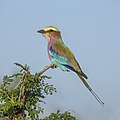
[37,26,104,106]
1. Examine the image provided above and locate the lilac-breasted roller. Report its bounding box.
[37,26,104,106]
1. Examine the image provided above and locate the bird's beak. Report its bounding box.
[37,29,45,34]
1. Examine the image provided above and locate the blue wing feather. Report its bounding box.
[49,46,68,64]
[49,46,78,72]
[62,64,79,73]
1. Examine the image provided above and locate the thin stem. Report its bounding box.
[0,89,14,103]
[39,63,55,75]
[15,63,55,89]
[15,72,26,89]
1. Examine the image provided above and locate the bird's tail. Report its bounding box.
[77,73,104,106]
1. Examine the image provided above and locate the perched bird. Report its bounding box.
[37,26,104,106]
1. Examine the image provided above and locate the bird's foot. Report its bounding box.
[51,64,57,69]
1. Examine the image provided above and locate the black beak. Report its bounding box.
[37,29,45,34]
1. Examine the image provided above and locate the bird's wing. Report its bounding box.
[49,42,82,73]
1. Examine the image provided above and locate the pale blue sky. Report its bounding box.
[0,0,120,120]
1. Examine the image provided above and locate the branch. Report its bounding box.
[15,72,26,89]
[18,72,26,102]
[38,63,55,75]
[15,63,55,89]
[0,89,14,103]
[14,63,29,72]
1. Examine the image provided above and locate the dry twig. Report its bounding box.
[39,63,55,75]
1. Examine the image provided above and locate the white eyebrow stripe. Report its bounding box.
[44,26,59,32]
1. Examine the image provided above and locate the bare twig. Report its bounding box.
[14,63,29,72]
[15,72,26,89]
[18,79,25,102]
[15,63,54,89]
[39,63,55,75]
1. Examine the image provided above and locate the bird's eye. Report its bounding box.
[49,30,53,32]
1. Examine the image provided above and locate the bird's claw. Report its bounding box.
[51,64,57,69]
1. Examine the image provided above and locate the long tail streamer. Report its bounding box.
[78,74,104,106]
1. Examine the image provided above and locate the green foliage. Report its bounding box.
[0,63,76,120]
[43,110,76,120]
[0,63,56,119]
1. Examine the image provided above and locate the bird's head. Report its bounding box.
[37,26,61,41]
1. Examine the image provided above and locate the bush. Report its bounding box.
[0,63,76,120]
